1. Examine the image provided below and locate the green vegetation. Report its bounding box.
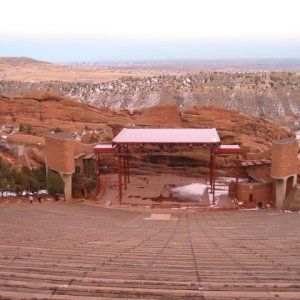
[46,172,64,196]
[85,178,96,192]
[0,158,46,196]
[89,136,99,143]
[72,161,96,198]
[53,127,63,133]
[19,123,32,134]
[72,166,84,192]
[0,157,64,197]
[270,75,279,82]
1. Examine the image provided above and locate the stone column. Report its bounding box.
[61,174,73,202]
[274,178,287,210]
[271,138,298,210]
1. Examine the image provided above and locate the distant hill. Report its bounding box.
[0,56,145,82]
[0,56,52,67]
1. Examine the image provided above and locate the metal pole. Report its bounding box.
[210,147,213,193]
[95,153,100,196]
[118,147,122,204]
[235,153,240,198]
[126,146,130,183]
[212,148,216,205]
[123,146,127,190]
[236,153,239,184]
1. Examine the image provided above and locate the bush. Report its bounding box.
[53,127,63,133]
[19,123,32,134]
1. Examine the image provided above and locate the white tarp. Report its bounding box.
[170,183,208,202]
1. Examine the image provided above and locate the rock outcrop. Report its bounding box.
[0,94,291,152]
[0,93,292,177]
[1,72,300,120]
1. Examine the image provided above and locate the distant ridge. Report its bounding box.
[0,56,52,67]
[2,56,300,72]
[0,56,138,82]
[69,58,300,72]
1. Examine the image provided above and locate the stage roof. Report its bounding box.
[215,144,241,154]
[94,144,117,153]
[112,128,221,144]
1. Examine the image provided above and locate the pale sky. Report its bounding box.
[0,0,299,62]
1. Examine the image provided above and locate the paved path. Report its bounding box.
[0,203,299,299]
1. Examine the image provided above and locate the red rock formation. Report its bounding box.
[0,94,292,173]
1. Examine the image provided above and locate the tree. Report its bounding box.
[83,160,95,178]
[12,170,28,195]
[72,166,84,197]
[33,166,47,190]
[0,158,49,196]
[47,174,64,196]
[85,178,96,192]
[0,157,9,173]
[27,177,40,193]
[0,176,8,197]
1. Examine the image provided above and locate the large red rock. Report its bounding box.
[0,94,292,173]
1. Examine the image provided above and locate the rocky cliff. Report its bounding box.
[1,72,300,119]
[0,94,292,176]
[0,93,291,150]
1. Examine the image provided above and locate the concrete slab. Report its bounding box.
[149,213,171,220]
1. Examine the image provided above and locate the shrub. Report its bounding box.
[53,127,63,133]
[19,123,32,134]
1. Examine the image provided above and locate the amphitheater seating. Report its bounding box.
[0,203,299,299]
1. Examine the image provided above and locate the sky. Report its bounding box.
[0,0,300,62]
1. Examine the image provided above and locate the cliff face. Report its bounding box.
[0,94,291,152]
[0,94,292,176]
[1,72,300,119]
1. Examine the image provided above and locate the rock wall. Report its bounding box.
[0,94,291,152]
[0,94,293,175]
